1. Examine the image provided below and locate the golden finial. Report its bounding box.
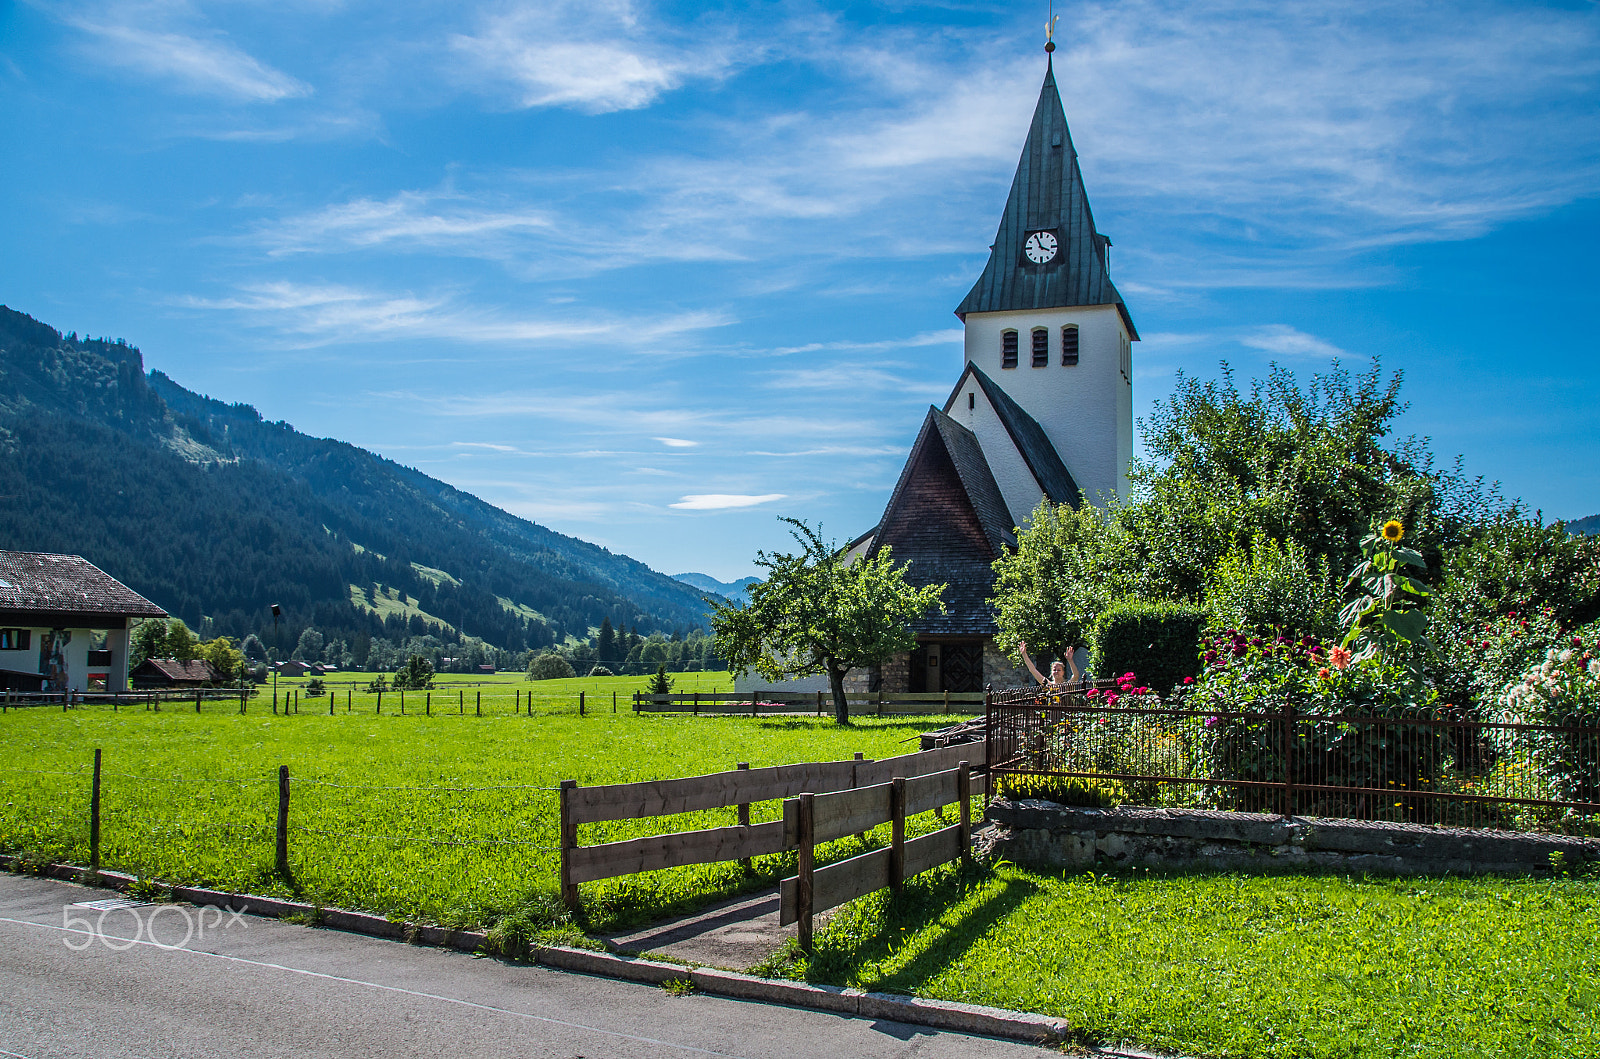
[1045,2,1058,53]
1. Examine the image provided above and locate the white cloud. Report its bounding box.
[449,0,738,114]
[254,191,554,256]
[1237,325,1348,360]
[654,437,698,448]
[670,493,787,510]
[64,17,311,102]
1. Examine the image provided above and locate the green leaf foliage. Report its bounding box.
[711,518,945,724]
[1088,599,1207,694]
[526,653,576,681]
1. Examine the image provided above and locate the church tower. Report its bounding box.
[951,54,1136,505]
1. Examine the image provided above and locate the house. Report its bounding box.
[0,549,167,694]
[273,660,313,678]
[737,49,1136,697]
[130,658,222,688]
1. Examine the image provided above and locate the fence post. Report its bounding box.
[329,693,333,716]
[347,689,351,713]
[275,765,290,877]
[559,779,578,912]
[400,690,405,715]
[376,690,382,714]
[613,691,617,714]
[889,777,906,892]
[958,761,972,866]
[737,762,752,873]
[944,689,950,713]
[196,689,201,713]
[579,691,585,717]
[90,748,102,872]
[1282,701,1296,819]
[477,691,482,717]
[852,752,871,843]
[796,792,815,954]
[815,690,823,717]
[459,690,464,715]
[426,692,431,716]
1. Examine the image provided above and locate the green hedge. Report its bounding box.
[1089,599,1207,695]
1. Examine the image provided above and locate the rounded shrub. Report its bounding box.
[1089,599,1207,694]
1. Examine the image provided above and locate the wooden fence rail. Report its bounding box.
[557,740,986,911]
[631,691,987,716]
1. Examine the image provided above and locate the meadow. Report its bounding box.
[0,687,955,933]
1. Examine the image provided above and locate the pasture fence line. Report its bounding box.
[557,740,988,946]
[3,686,259,714]
[985,684,1600,832]
[632,690,986,717]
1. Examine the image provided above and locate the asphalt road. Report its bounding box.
[0,874,1049,1059]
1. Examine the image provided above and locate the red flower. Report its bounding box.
[1182,676,1195,685]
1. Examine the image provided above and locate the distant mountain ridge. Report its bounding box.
[0,305,712,653]
[673,572,758,604]
[1569,514,1600,537]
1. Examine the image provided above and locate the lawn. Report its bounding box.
[0,702,950,932]
[788,863,1600,1059]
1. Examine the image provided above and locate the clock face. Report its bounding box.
[1023,230,1058,264]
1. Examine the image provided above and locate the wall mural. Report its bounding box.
[38,630,70,692]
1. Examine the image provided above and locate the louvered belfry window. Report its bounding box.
[1061,325,1079,366]
[1031,329,1049,367]
[1001,330,1018,369]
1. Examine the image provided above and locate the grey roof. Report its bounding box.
[944,363,1082,508]
[133,658,219,683]
[870,408,1015,637]
[0,550,166,619]
[955,59,1138,339]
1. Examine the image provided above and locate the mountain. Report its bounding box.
[0,306,714,656]
[673,572,758,605]
[1569,515,1600,537]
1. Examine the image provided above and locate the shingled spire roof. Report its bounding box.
[955,58,1137,339]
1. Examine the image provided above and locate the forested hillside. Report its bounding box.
[0,306,716,658]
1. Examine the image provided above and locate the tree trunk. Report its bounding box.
[828,662,850,725]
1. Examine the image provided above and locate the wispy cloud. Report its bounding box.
[63,15,311,102]
[1237,325,1348,360]
[654,437,698,448]
[670,493,786,510]
[253,191,554,256]
[448,0,740,114]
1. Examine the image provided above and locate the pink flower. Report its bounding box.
[1182,676,1195,685]
[1086,689,1100,698]
[1318,667,1331,679]
[1105,692,1119,705]
[1328,646,1351,670]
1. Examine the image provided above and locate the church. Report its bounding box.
[851,49,1137,695]
[735,49,1139,699]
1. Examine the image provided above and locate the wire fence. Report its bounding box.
[987,685,1600,834]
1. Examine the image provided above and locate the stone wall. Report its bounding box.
[977,800,1600,877]
[879,652,910,694]
[982,640,1029,690]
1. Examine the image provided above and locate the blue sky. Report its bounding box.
[3,0,1598,581]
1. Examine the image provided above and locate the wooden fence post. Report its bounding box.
[275,765,290,877]
[376,690,382,715]
[736,762,752,873]
[559,779,578,912]
[958,761,972,865]
[889,777,906,893]
[613,691,617,713]
[195,689,202,713]
[90,748,102,871]
[476,691,482,716]
[329,693,333,716]
[943,689,950,713]
[426,692,431,716]
[579,691,585,716]
[400,690,405,715]
[796,792,815,954]
[459,690,464,715]
[816,690,823,716]
[852,753,870,843]
[347,689,351,713]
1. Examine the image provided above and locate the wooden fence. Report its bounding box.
[631,690,986,716]
[557,741,987,931]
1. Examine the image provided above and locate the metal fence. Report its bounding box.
[985,684,1600,833]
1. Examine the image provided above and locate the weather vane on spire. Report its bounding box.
[1045,2,1058,53]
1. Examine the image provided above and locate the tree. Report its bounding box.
[527,653,576,680]
[199,636,245,684]
[293,627,324,662]
[393,654,434,690]
[240,634,266,662]
[163,620,200,662]
[647,663,673,696]
[712,518,945,724]
[596,617,618,663]
[991,500,1131,673]
[130,618,167,667]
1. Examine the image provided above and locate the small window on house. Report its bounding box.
[1061,325,1079,366]
[1031,328,1049,367]
[1001,330,1018,369]
[968,391,975,410]
[0,629,31,651]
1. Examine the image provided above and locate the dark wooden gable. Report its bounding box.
[872,409,1014,637]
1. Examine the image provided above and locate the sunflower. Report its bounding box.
[1381,520,1404,542]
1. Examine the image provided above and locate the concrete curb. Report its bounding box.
[2,856,1100,1049]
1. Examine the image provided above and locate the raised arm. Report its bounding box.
[1018,640,1047,685]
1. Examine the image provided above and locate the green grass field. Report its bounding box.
[0,699,952,933]
[788,863,1600,1059]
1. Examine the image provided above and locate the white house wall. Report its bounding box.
[2,620,132,693]
[962,303,1132,503]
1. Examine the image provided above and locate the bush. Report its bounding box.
[995,772,1125,807]
[305,678,325,696]
[1203,536,1338,641]
[587,665,614,678]
[393,654,434,690]
[1492,622,1600,806]
[527,653,576,681]
[1089,599,1207,694]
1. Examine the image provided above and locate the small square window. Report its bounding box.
[0,629,31,651]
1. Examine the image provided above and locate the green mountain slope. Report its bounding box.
[0,306,712,653]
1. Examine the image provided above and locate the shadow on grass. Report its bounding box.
[807,865,1039,992]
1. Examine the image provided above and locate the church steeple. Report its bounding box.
[955,59,1136,338]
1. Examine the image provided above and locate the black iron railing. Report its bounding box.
[985,684,1600,833]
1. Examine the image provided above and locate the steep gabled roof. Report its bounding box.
[132,658,219,683]
[955,59,1137,339]
[944,363,1082,508]
[0,550,166,619]
[870,408,1014,636]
